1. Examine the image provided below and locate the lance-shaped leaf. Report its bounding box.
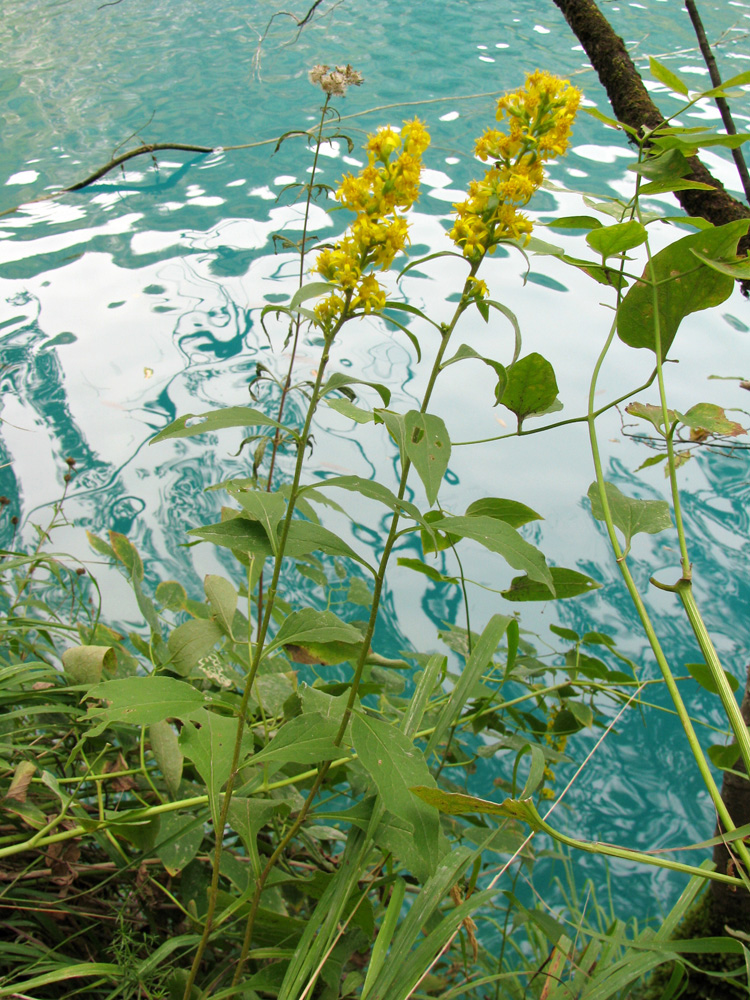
[189,514,273,560]
[249,713,343,766]
[179,709,251,824]
[149,720,183,797]
[266,608,363,658]
[299,475,424,525]
[648,56,690,96]
[501,353,559,429]
[404,411,451,506]
[290,281,336,308]
[204,575,238,638]
[586,220,647,259]
[284,520,376,574]
[321,372,391,407]
[588,481,672,556]
[84,676,208,736]
[226,488,286,553]
[501,567,601,602]
[617,219,750,358]
[155,812,204,875]
[150,406,288,445]
[352,712,441,879]
[428,515,554,592]
[410,786,544,830]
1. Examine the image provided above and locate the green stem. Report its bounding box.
[587,310,750,876]
[229,265,482,986]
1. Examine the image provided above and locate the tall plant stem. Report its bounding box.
[257,95,332,631]
[230,264,482,987]
[182,320,343,1000]
[645,235,750,780]
[586,313,750,876]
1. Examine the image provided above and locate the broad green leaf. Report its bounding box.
[586,220,647,258]
[649,56,690,96]
[686,662,740,695]
[428,515,554,592]
[545,215,603,232]
[501,567,601,602]
[465,496,542,528]
[440,345,507,404]
[708,743,741,771]
[321,372,390,407]
[249,713,342,766]
[85,676,208,735]
[689,247,750,279]
[204,575,238,637]
[189,515,273,559]
[226,488,287,552]
[149,720,183,797]
[155,580,187,611]
[156,812,204,875]
[501,353,559,428]
[290,281,336,308]
[179,709,249,820]
[167,619,223,677]
[352,712,441,879]
[325,397,375,423]
[62,645,115,685]
[228,796,285,876]
[588,481,672,555]
[628,148,691,181]
[150,406,285,445]
[270,608,362,655]
[404,411,451,506]
[284,520,375,574]
[618,220,750,358]
[676,403,746,437]
[420,508,460,555]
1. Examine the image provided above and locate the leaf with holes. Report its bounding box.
[403,412,451,507]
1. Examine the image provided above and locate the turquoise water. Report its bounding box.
[2,0,750,923]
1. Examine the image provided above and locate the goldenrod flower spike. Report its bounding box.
[450,71,581,260]
[313,118,431,332]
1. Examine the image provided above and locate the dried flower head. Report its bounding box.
[308,63,364,96]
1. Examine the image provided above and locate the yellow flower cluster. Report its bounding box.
[314,119,430,331]
[451,71,581,260]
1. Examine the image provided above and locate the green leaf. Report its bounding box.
[325,398,375,423]
[375,408,408,463]
[155,581,187,611]
[501,567,601,602]
[588,481,672,555]
[188,514,273,560]
[628,148,691,181]
[404,411,451,507]
[321,372,390,407]
[156,812,204,875]
[179,709,249,819]
[545,215,603,232]
[428,515,554,592]
[440,345,507,404]
[701,70,750,96]
[167,619,223,677]
[689,247,750,280]
[85,676,208,735]
[284,520,375,574]
[638,177,716,196]
[501,353,559,428]
[62,645,115,685]
[676,403,746,437]
[649,57,690,96]
[464,496,542,529]
[249,713,342,766]
[586,221,647,258]
[397,557,458,586]
[686,662,740,695]
[617,220,750,358]
[149,720,183,797]
[290,281,336,308]
[150,406,286,445]
[226,488,287,552]
[301,475,424,525]
[228,796,284,876]
[270,608,362,654]
[410,787,543,829]
[204,575,238,637]
[653,131,750,153]
[708,743,741,771]
[352,713,441,879]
